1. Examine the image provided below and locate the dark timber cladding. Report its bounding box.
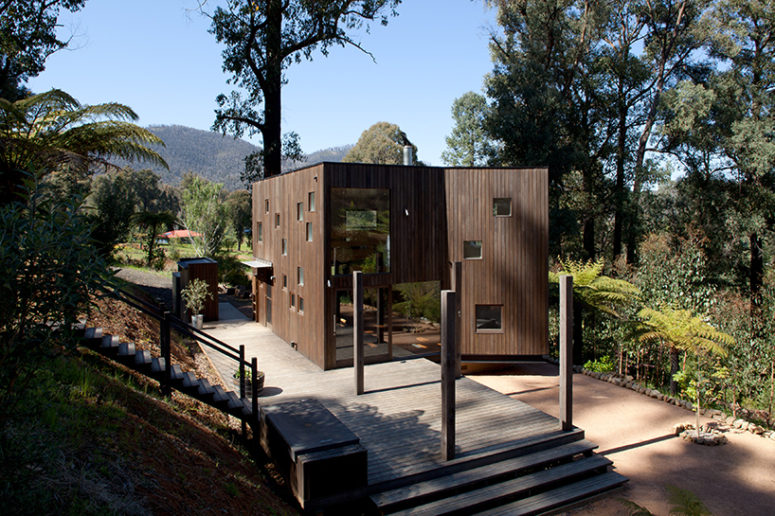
[251,162,548,369]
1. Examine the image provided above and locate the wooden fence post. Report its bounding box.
[451,261,462,378]
[354,271,364,395]
[239,344,246,438]
[441,290,456,460]
[559,275,573,431]
[161,311,171,397]
[251,357,259,426]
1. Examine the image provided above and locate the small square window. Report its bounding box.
[281,238,287,255]
[464,240,482,259]
[283,275,287,288]
[299,297,304,313]
[297,202,304,222]
[493,198,512,217]
[297,266,304,286]
[264,199,269,213]
[475,305,503,332]
[308,191,316,212]
[257,222,263,242]
[306,222,312,242]
[275,213,280,228]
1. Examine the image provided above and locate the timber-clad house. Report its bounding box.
[245,162,548,370]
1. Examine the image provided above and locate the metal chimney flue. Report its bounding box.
[403,145,413,166]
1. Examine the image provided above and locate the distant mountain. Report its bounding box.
[117,125,352,191]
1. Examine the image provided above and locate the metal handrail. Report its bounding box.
[95,277,257,403]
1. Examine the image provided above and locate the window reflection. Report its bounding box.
[331,188,390,275]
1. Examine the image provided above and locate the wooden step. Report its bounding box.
[135,350,152,366]
[118,341,135,357]
[169,364,184,381]
[83,327,103,343]
[368,427,586,496]
[372,440,598,513]
[181,371,199,389]
[392,455,613,516]
[197,378,215,396]
[151,357,166,373]
[475,471,628,516]
[212,385,230,405]
[100,334,119,350]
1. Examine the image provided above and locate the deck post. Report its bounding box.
[354,271,364,395]
[559,274,573,431]
[239,344,246,438]
[161,311,171,397]
[441,289,456,460]
[251,357,259,426]
[451,261,463,378]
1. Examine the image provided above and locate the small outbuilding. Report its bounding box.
[246,162,548,370]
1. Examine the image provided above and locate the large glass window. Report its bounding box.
[331,188,390,275]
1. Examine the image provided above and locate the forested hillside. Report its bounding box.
[117,125,351,191]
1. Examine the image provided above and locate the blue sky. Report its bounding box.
[29,1,499,166]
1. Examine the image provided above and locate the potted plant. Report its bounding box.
[233,366,265,397]
[181,278,212,329]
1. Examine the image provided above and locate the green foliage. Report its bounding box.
[131,210,176,268]
[0,89,167,205]
[637,307,732,358]
[550,258,641,318]
[343,121,420,165]
[666,485,712,516]
[441,91,494,166]
[225,189,252,250]
[181,279,212,317]
[219,255,250,287]
[0,1,86,99]
[180,174,228,258]
[584,355,615,373]
[0,186,107,417]
[393,282,440,323]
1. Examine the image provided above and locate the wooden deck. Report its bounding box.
[202,304,562,485]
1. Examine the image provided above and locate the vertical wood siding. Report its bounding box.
[251,163,547,369]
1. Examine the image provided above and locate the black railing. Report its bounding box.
[95,277,259,425]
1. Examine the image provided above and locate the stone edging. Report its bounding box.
[544,358,775,442]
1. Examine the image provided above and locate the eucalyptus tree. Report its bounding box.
[343,121,419,165]
[0,0,86,100]
[205,0,400,178]
[441,92,495,166]
[180,174,228,258]
[485,0,618,260]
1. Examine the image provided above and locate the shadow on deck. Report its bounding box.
[203,303,626,513]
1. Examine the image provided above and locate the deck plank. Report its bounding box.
[203,313,562,485]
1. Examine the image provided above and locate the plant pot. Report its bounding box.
[238,371,265,397]
[191,314,204,329]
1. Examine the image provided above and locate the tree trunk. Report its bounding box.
[613,92,627,262]
[670,347,679,395]
[262,2,283,178]
[750,232,763,315]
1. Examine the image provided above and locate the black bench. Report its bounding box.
[259,400,367,508]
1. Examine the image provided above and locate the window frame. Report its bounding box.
[475,304,504,333]
[463,240,483,260]
[493,197,512,217]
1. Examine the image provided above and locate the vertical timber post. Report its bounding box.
[354,271,364,395]
[251,357,259,427]
[451,261,463,378]
[161,311,171,397]
[441,290,456,460]
[559,274,573,431]
[239,344,246,438]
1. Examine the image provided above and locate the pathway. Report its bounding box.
[472,364,775,515]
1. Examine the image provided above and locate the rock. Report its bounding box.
[625,375,634,382]
[733,419,745,429]
[727,416,736,425]
[752,425,764,435]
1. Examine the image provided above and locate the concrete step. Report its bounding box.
[169,364,184,381]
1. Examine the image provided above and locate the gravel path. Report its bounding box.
[470,363,775,515]
[113,267,174,311]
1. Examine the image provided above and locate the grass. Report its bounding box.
[0,351,296,515]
